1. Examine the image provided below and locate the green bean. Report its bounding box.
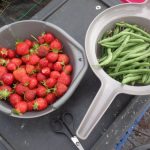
[116,22,150,38]
[99,48,112,66]
[100,32,150,43]
[115,44,150,72]
[119,62,150,71]
[119,47,150,68]
[110,69,150,77]
[122,75,142,84]
[112,36,130,61]
[113,26,120,35]
[101,44,119,48]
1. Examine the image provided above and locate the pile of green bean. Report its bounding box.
[98,22,150,85]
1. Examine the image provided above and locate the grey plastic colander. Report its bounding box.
[0,20,88,118]
[76,0,150,140]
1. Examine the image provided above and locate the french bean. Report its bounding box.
[122,75,142,84]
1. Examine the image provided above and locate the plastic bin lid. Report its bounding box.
[121,0,145,3]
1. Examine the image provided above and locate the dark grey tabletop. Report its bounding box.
[0,0,134,150]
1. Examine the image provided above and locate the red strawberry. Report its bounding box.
[45,78,56,88]
[43,33,54,43]
[0,66,7,79]
[0,58,9,66]
[55,82,68,97]
[24,90,36,101]
[53,62,63,72]
[29,77,38,89]
[37,73,46,82]
[16,42,29,56]
[14,101,27,114]
[58,72,71,86]
[0,85,12,100]
[48,63,53,69]
[13,68,26,82]
[2,73,14,85]
[45,93,56,104]
[26,64,36,75]
[15,83,29,96]
[41,67,51,76]
[21,55,30,64]
[0,48,8,58]
[58,54,69,65]
[11,58,22,67]
[7,49,15,58]
[46,52,58,63]
[50,39,62,51]
[0,85,12,92]
[38,36,45,44]
[36,86,47,97]
[9,94,22,107]
[21,75,30,86]
[39,58,48,68]
[33,98,48,111]
[24,39,32,48]
[27,101,34,111]
[28,54,40,65]
[50,71,60,80]
[63,64,73,74]
[7,62,16,71]
[37,45,49,57]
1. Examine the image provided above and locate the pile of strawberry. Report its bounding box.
[0,32,72,115]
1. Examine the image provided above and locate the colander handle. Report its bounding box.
[76,81,120,140]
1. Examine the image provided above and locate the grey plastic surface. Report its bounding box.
[77,0,150,139]
[0,20,88,118]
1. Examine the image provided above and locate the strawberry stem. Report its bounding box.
[12,109,21,115]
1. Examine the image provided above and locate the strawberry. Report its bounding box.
[15,83,28,96]
[28,54,40,65]
[37,45,49,57]
[50,39,62,51]
[7,62,16,71]
[39,58,48,68]
[55,82,68,97]
[44,78,57,88]
[29,77,38,89]
[58,54,69,65]
[63,64,73,74]
[33,98,48,111]
[45,93,56,104]
[7,49,15,59]
[46,52,58,63]
[38,36,45,44]
[24,39,32,48]
[16,42,29,56]
[36,86,47,97]
[0,66,7,79]
[11,58,22,67]
[58,72,71,86]
[50,71,60,80]
[13,68,26,82]
[0,48,8,58]
[0,58,8,66]
[27,101,34,111]
[2,73,14,85]
[37,73,46,82]
[9,94,22,107]
[26,64,36,75]
[41,67,51,76]
[48,63,53,69]
[21,75,30,86]
[0,85,12,100]
[53,62,63,72]
[21,55,30,64]
[14,101,28,114]
[24,90,36,101]
[43,33,54,43]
